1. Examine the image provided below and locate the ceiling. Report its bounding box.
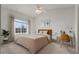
[2,4,74,18]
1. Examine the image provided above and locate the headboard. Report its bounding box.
[38,29,52,40]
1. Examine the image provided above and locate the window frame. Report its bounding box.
[14,19,29,34]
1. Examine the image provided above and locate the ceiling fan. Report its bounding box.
[35,5,43,15]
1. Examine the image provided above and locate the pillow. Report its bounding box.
[43,31,47,34]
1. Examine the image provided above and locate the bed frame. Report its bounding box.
[38,29,52,40]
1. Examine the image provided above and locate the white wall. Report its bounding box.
[77,6,79,52]
[1,6,75,36]
[1,7,35,34]
[1,7,8,30]
[74,5,79,53]
[50,7,75,32]
[0,5,1,35]
[29,17,36,34]
[35,7,75,39]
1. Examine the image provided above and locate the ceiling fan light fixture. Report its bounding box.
[35,5,43,15]
[35,9,42,14]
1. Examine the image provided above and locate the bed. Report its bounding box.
[14,34,49,53]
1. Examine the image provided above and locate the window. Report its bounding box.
[14,19,29,34]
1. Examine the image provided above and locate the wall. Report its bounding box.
[78,7,79,52]
[1,7,8,30]
[1,7,34,34]
[1,6,75,37]
[0,4,1,35]
[35,7,75,39]
[29,17,36,34]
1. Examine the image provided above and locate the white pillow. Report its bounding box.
[43,31,47,34]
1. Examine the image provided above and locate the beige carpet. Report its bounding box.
[0,42,75,54]
[38,43,75,54]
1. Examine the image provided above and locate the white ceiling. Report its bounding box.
[2,4,74,18]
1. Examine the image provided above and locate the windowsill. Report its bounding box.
[14,33,29,35]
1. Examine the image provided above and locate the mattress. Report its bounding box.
[14,34,49,53]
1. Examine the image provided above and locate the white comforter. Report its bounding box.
[14,34,49,53]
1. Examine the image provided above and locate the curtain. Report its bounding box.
[8,16,14,41]
[28,20,30,34]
